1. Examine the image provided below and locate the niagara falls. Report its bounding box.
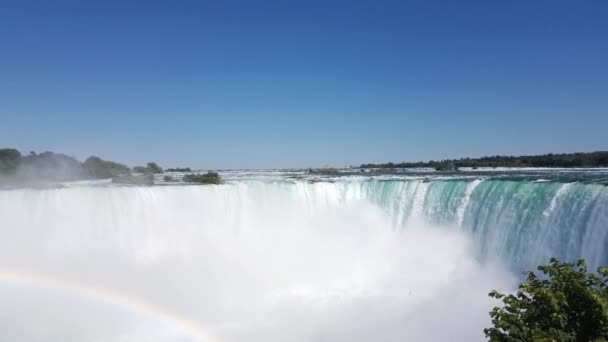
[2,1,608,341]
[1,167,607,341]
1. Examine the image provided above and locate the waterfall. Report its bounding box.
[0,178,605,341]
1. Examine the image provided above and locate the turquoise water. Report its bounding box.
[217,167,608,271]
[350,178,607,271]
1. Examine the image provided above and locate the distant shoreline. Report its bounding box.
[360,151,608,170]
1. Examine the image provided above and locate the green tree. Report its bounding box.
[166,167,191,172]
[0,148,22,174]
[183,171,222,184]
[485,258,608,342]
[132,163,163,174]
[132,166,148,174]
[361,151,608,169]
[112,173,154,185]
[83,156,130,179]
[146,162,163,174]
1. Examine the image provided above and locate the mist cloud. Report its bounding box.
[0,185,516,341]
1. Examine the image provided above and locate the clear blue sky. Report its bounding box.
[1,1,606,169]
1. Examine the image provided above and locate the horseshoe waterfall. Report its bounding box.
[1,171,607,341]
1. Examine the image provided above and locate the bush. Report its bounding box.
[83,156,130,179]
[435,162,457,171]
[131,166,146,173]
[166,167,191,172]
[133,163,163,174]
[146,162,163,174]
[305,168,339,174]
[485,258,608,341]
[112,173,154,185]
[182,171,222,184]
[0,148,22,174]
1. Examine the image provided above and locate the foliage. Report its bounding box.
[133,163,163,174]
[182,171,222,184]
[305,168,339,174]
[146,162,163,174]
[163,175,174,182]
[435,162,457,171]
[112,173,154,185]
[361,151,608,169]
[1,148,165,185]
[83,156,130,179]
[166,167,192,172]
[132,166,148,174]
[21,152,85,180]
[1,149,87,183]
[485,258,608,342]
[0,148,22,174]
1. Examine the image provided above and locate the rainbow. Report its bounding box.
[0,269,218,342]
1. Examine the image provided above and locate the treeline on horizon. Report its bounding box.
[0,148,166,185]
[360,151,608,169]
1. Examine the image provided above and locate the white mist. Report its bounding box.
[0,183,516,341]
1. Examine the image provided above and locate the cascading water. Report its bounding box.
[0,173,606,341]
[348,178,607,271]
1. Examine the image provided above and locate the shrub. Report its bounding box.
[182,171,222,184]
[485,258,608,341]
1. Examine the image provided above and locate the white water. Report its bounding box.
[0,183,518,341]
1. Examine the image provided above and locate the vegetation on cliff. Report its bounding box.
[1,148,226,187]
[1,148,163,186]
[1,149,87,183]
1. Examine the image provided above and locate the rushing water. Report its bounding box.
[0,169,606,341]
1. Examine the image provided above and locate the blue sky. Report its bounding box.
[1,1,607,168]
